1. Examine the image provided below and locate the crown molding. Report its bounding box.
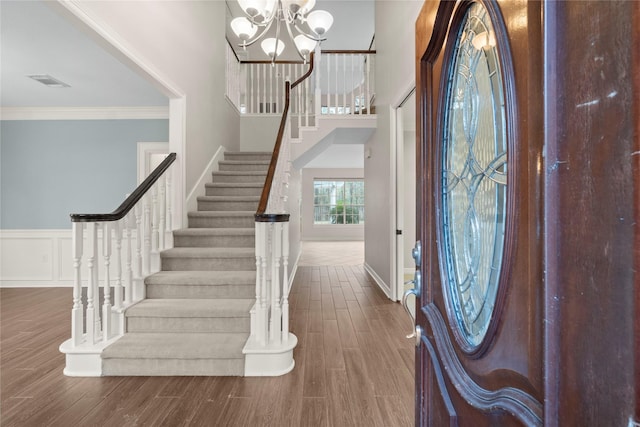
[0,106,170,121]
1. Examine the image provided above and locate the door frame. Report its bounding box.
[391,83,417,302]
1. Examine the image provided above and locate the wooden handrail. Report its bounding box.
[255,52,315,222]
[70,152,176,223]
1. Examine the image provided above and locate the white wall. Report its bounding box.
[301,168,365,241]
[69,1,240,194]
[365,1,423,293]
[287,167,302,277]
[240,115,281,152]
[403,129,417,270]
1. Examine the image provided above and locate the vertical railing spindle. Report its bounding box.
[282,223,290,344]
[124,213,133,305]
[113,221,123,310]
[86,222,97,345]
[72,222,84,346]
[102,222,112,342]
[159,175,166,249]
[151,184,159,253]
[143,195,151,276]
[134,203,143,280]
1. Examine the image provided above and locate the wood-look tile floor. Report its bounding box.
[1,251,415,426]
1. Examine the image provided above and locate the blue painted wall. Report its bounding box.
[1,119,169,229]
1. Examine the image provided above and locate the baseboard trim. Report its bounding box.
[364,262,391,299]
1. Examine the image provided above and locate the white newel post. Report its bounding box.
[270,222,282,345]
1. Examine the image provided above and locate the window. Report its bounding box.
[313,180,365,225]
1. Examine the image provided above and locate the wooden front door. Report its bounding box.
[412,0,639,425]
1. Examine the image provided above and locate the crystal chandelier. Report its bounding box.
[230,0,334,62]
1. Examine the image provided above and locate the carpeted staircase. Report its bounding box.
[101,151,271,376]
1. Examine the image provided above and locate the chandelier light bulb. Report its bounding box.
[261,38,286,58]
[294,34,317,57]
[306,10,333,36]
[230,17,257,41]
[238,0,266,17]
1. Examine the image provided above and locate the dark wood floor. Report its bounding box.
[1,265,415,426]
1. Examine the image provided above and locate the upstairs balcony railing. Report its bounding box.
[226,44,376,128]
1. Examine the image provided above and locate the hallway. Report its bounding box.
[1,242,414,426]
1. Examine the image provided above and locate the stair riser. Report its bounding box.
[197,200,259,211]
[174,234,255,248]
[188,216,255,228]
[212,173,266,183]
[219,163,269,172]
[102,359,244,376]
[205,186,263,197]
[146,284,255,299]
[161,257,256,271]
[224,154,272,161]
[127,317,250,333]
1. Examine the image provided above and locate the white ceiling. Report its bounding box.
[1,1,374,108]
[1,1,166,108]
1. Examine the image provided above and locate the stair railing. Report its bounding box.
[230,49,376,123]
[250,55,314,351]
[68,153,176,348]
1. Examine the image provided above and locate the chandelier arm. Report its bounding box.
[292,21,327,42]
[272,13,282,62]
[284,20,307,61]
[238,18,276,48]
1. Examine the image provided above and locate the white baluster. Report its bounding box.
[71,222,84,347]
[166,170,173,233]
[102,222,112,342]
[250,64,255,114]
[343,54,347,114]
[366,53,371,114]
[159,175,166,249]
[269,62,273,113]
[143,194,151,276]
[124,213,133,306]
[304,77,309,127]
[134,203,143,280]
[113,221,123,310]
[281,222,290,344]
[351,54,355,115]
[327,53,331,114]
[151,184,159,254]
[335,54,339,113]
[86,222,97,345]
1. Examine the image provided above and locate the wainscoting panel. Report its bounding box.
[0,229,140,287]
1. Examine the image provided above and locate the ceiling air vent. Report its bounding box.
[27,74,70,88]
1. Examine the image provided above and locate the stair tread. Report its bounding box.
[225,151,271,155]
[161,247,255,258]
[146,270,256,285]
[197,196,260,201]
[205,183,264,188]
[173,228,254,236]
[188,211,254,217]
[212,171,267,175]
[219,160,270,165]
[127,298,253,318]
[102,332,249,359]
